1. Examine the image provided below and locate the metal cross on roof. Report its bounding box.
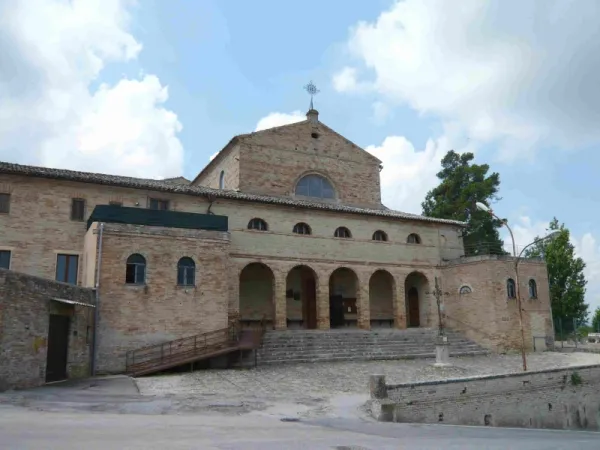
[304,80,320,110]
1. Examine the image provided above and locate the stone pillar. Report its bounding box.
[273,271,287,330]
[357,272,370,330]
[316,274,330,330]
[229,265,240,320]
[394,276,406,329]
[369,375,388,399]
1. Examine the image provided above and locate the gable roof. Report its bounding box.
[192,112,381,184]
[0,161,467,227]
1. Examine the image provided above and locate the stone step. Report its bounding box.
[257,343,483,354]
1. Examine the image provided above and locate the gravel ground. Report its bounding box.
[134,352,600,419]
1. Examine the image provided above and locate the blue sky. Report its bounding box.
[1,0,599,312]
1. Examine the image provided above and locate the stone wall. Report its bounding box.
[441,256,553,352]
[91,223,231,373]
[0,269,95,391]
[192,143,241,190]
[369,364,600,430]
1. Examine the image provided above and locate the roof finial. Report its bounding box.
[304,80,320,110]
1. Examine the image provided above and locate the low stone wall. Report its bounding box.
[0,269,95,391]
[369,364,600,430]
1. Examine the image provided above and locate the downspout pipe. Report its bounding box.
[91,222,104,376]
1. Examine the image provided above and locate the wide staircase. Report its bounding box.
[125,322,265,376]
[255,328,489,365]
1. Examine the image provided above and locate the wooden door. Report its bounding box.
[303,276,317,329]
[408,287,420,327]
[46,315,70,382]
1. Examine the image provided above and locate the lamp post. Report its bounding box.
[476,201,559,372]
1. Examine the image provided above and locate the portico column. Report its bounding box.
[273,270,287,330]
[316,273,330,330]
[394,275,407,329]
[357,272,370,330]
[229,265,240,321]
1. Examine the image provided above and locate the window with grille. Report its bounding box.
[507,278,516,299]
[177,257,196,286]
[295,174,335,199]
[126,254,146,284]
[334,227,351,238]
[407,233,421,244]
[459,285,472,295]
[0,250,11,269]
[149,198,169,210]
[56,254,79,285]
[372,230,388,241]
[71,198,86,221]
[0,193,10,214]
[293,222,311,235]
[248,218,268,231]
[528,279,538,298]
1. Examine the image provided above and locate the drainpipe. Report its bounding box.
[91,222,104,376]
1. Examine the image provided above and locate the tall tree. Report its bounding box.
[524,218,588,325]
[592,307,600,333]
[422,150,505,255]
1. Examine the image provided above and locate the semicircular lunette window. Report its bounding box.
[295,174,335,199]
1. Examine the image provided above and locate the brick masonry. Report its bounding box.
[0,269,95,391]
[369,364,600,430]
[0,112,555,374]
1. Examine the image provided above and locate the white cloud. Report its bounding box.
[335,0,600,160]
[507,216,600,314]
[332,67,371,93]
[254,111,305,132]
[371,101,390,124]
[0,0,183,178]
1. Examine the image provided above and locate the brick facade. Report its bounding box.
[0,110,554,375]
[0,269,95,390]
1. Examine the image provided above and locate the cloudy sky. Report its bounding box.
[1,0,599,312]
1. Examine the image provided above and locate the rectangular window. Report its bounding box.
[56,254,79,285]
[149,198,169,210]
[71,198,86,221]
[109,201,123,207]
[0,193,10,214]
[0,250,11,269]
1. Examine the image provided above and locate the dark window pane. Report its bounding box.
[67,255,78,284]
[71,199,85,221]
[135,264,145,284]
[308,176,321,196]
[0,193,10,214]
[56,255,66,282]
[126,264,136,283]
[0,250,11,269]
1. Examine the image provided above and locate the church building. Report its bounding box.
[0,107,553,379]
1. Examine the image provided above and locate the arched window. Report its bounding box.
[126,254,146,285]
[248,218,268,231]
[334,226,351,238]
[407,233,421,244]
[372,230,388,242]
[459,285,472,295]
[295,174,335,199]
[507,278,516,299]
[293,222,311,235]
[177,257,195,286]
[219,170,225,189]
[528,279,538,299]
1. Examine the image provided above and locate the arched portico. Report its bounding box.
[404,272,430,328]
[329,267,359,328]
[239,262,275,329]
[369,269,396,328]
[286,265,318,329]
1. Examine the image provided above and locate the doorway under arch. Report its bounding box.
[285,265,318,329]
[404,272,429,328]
[239,262,275,329]
[369,270,396,328]
[329,267,358,328]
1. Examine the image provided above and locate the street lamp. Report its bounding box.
[476,201,559,372]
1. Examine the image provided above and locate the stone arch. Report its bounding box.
[285,265,319,329]
[329,267,359,329]
[239,262,275,329]
[404,271,430,328]
[369,269,396,328]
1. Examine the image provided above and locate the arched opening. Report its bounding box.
[295,173,335,199]
[528,279,538,299]
[369,270,396,328]
[404,272,429,328]
[125,253,146,285]
[407,233,421,244]
[239,263,275,329]
[219,170,225,189]
[285,265,318,329]
[329,267,358,328]
[372,230,388,241]
[507,278,516,299]
[334,226,352,238]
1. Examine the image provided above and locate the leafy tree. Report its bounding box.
[524,218,588,324]
[422,150,506,255]
[592,307,600,333]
